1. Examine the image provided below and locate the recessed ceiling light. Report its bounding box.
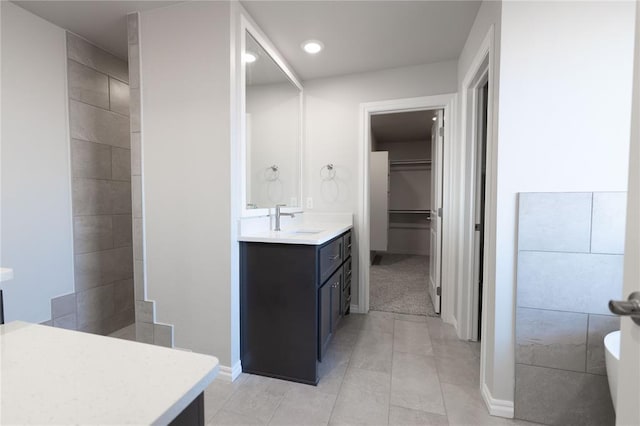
[432,117,437,121]
[302,40,324,54]
[244,52,257,64]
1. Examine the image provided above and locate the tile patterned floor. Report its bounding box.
[204,312,538,426]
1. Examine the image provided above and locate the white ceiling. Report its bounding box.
[241,0,481,81]
[12,1,481,80]
[371,110,438,143]
[12,1,183,59]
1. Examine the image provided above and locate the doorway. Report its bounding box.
[358,94,456,321]
[368,109,443,317]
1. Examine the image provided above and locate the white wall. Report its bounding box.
[0,2,74,323]
[471,0,636,408]
[139,1,234,363]
[304,60,458,305]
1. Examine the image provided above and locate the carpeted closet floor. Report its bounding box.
[369,254,438,317]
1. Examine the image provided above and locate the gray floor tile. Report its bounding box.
[329,381,390,425]
[393,319,433,356]
[389,405,449,426]
[269,386,336,426]
[435,356,480,388]
[343,366,391,394]
[390,352,445,415]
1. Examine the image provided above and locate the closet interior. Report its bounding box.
[370,110,437,258]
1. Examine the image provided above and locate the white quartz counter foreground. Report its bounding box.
[239,222,352,245]
[0,321,219,425]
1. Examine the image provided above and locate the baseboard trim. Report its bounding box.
[350,304,365,314]
[481,382,514,418]
[218,360,242,382]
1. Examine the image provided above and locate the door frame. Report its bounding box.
[357,93,457,326]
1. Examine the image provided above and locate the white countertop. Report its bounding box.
[0,321,219,425]
[239,222,352,245]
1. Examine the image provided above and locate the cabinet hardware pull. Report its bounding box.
[330,254,339,260]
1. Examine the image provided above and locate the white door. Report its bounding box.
[370,151,389,252]
[429,110,444,313]
[615,4,640,424]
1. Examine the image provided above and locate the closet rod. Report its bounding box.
[389,159,431,166]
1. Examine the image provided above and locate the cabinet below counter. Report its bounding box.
[240,228,353,385]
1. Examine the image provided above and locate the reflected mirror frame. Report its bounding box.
[239,14,304,218]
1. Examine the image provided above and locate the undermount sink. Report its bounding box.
[287,229,324,235]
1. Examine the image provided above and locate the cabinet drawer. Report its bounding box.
[343,231,353,259]
[343,274,352,311]
[319,237,343,284]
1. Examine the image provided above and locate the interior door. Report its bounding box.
[429,110,444,314]
[370,151,389,252]
[616,4,640,424]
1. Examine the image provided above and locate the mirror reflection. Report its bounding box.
[245,31,300,210]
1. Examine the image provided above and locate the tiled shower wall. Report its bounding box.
[49,33,134,335]
[515,192,625,425]
[127,13,173,347]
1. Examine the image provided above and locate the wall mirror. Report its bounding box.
[242,27,303,215]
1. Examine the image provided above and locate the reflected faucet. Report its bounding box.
[274,204,295,231]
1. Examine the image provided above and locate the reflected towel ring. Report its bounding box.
[264,165,280,181]
[320,164,336,181]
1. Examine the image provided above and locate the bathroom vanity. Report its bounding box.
[239,224,353,385]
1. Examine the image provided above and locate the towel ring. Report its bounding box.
[264,165,280,181]
[320,164,336,181]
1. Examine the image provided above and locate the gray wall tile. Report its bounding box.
[591,192,627,255]
[136,321,154,344]
[111,181,132,214]
[134,260,145,300]
[72,178,111,215]
[587,314,620,375]
[111,147,131,181]
[111,307,135,333]
[73,215,113,254]
[51,293,77,318]
[112,214,132,248]
[127,13,138,45]
[74,246,133,291]
[76,284,115,333]
[128,44,140,89]
[53,313,77,331]
[154,323,173,348]
[135,300,155,323]
[133,218,143,261]
[515,364,614,425]
[70,100,130,148]
[67,59,109,109]
[130,88,141,132]
[113,278,134,313]
[67,32,129,83]
[109,77,130,116]
[518,192,592,253]
[41,320,53,326]
[70,139,111,179]
[517,251,624,315]
[516,308,587,372]
[131,132,141,175]
[132,176,143,218]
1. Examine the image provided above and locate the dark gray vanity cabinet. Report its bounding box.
[240,229,353,385]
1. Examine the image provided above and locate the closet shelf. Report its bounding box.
[389,209,431,218]
[389,159,431,166]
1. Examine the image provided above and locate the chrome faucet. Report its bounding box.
[274,204,295,231]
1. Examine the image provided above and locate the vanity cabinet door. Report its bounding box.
[319,280,332,361]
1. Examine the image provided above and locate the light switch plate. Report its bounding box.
[306,197,313,209]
